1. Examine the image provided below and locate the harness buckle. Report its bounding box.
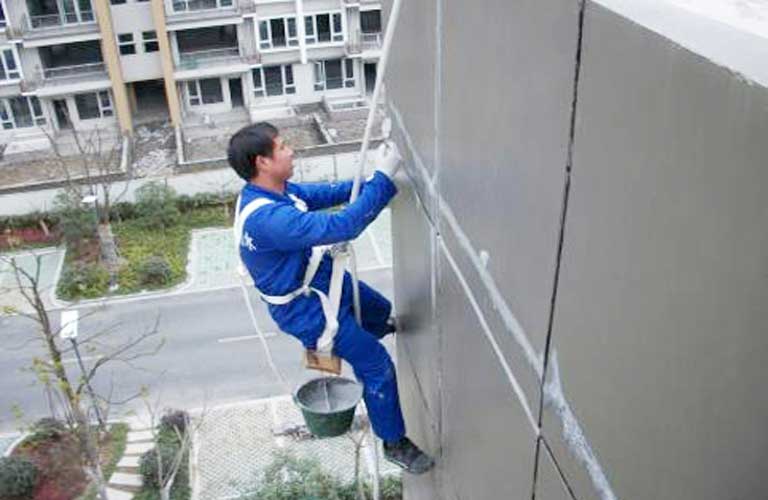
[329,242,349,257]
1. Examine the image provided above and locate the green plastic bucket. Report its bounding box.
[294,377,363,438]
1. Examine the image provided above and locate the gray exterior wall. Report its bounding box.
[386,1,768,499]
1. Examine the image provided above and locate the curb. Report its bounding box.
[2,432,29,457]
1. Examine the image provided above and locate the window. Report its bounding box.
[187,78,223,106]
[252,65,295,98]
[0,97,45,129]
[360,10,381,33]
[314,59,354,91]
[142,31,159,52]
[118,33,136,55]
[110,0,126,4]
[0,48,20,81]
[258,17,298,50]
[0,3,6,29]
[304,12,343,45]
[344,59,354,87]
[75,91,112,120]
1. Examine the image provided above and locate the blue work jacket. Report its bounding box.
[238,172,397,341]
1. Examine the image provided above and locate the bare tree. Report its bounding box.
[140,396,205,500]
[41,114,131,283]
[1,251,163,500]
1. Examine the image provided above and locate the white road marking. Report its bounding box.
[217,333,277,343]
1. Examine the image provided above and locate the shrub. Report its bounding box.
[135,182,180,230]
[247,451,349,500]
[57,262,110,299]
[246,451,403,500]
[159,409,190,437]
[53,190,97,244]
[137,256,172,287]
[139,444,181,489]
[28,417,68,442]
[0,456,38,498]
[0,212,57,232]
[110,201,137,222]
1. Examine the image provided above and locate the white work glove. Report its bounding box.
[375,140,402,179]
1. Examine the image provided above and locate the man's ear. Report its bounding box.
[254,154,267,174]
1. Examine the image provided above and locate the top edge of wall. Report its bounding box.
[591,0,768,88]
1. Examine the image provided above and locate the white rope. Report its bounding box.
[238,274,291,393]
[344,2,404,497]
[348,0,404,327]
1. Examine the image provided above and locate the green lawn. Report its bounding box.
[58,206,230,301]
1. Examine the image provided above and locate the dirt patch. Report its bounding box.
[132,121,177,178]
[11,434,88,500]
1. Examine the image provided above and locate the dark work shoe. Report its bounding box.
[383,437,435,474]
[385,318,397,335]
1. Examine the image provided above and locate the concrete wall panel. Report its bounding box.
[392,181,440,423]
[534,445,575,500]
[438,219,543,413]
[436,251,538,500]
[542,3,768,500]
[438,0,578,352]
[384,0,436,174]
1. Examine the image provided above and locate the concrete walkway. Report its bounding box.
[0,247,64,315]
[107,425,154,499]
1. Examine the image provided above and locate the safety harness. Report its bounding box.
[233,193,349,353]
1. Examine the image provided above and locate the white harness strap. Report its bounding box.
[234,193,348,352]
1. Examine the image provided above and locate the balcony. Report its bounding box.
[173,47,254,79]
[346,30,381,57]
[165,0,239,26]
[177,47,241,70]
[22,62,108,95]
[19,12,98,42]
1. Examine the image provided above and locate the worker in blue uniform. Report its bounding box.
[228,122,434,474]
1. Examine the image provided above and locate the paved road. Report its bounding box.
[0,268,394,433]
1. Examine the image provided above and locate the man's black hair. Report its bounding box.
[227,122,279,180]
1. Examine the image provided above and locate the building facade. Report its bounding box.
[386,0,768,499]
[0,0,382,152]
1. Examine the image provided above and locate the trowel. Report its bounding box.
[304,349,342,375]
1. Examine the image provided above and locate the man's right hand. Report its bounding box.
[375,140,403,179]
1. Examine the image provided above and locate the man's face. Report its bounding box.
[256,135,294,182]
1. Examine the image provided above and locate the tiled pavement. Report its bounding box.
[191,396,399,500]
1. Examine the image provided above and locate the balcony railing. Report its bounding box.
[169,0,234,13]
[361,32,382,50]
[21,62,106,92]
[177,47,242,70]
[346,31,381,55]
[42,62,106,80]
[25,11,95,30]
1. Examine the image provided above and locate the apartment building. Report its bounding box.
[0,0,382,152]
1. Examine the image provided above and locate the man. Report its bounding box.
[227,122,434,474]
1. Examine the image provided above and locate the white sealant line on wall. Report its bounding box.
[545,352,617,500]
[389,102,618,500]
[438,234,539,433]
